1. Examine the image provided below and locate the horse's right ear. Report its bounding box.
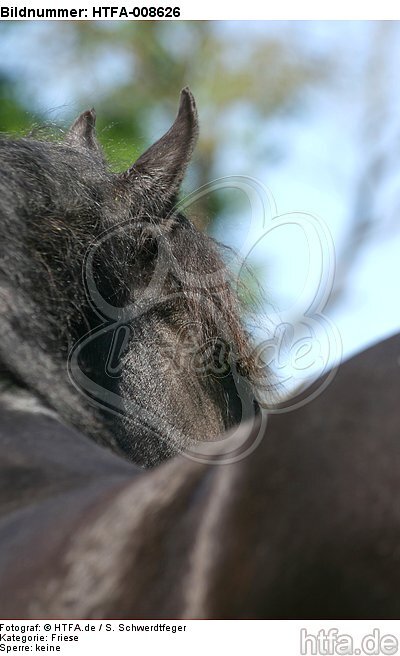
[121,88,199,208]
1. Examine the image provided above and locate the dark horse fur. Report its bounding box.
[0,90,399,618]
[0,88,258,467]
[0,333,399,618]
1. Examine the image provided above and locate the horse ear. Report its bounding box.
[65,108,102,155]
[121,87,199,206]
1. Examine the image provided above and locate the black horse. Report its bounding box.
[0,88,259,468]
[0,90,399,619]
[0,331,399,618]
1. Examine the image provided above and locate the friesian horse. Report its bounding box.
[0,89,399,618]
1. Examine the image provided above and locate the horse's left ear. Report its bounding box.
[121,87,199,206]
[65,108,103,157]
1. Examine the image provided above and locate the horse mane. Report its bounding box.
[0,90,264,466]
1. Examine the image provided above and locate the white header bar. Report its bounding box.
[0,1,400,20]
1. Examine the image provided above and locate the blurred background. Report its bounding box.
[0,20,399,398]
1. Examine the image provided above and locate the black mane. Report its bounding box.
[0,90,260,466]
